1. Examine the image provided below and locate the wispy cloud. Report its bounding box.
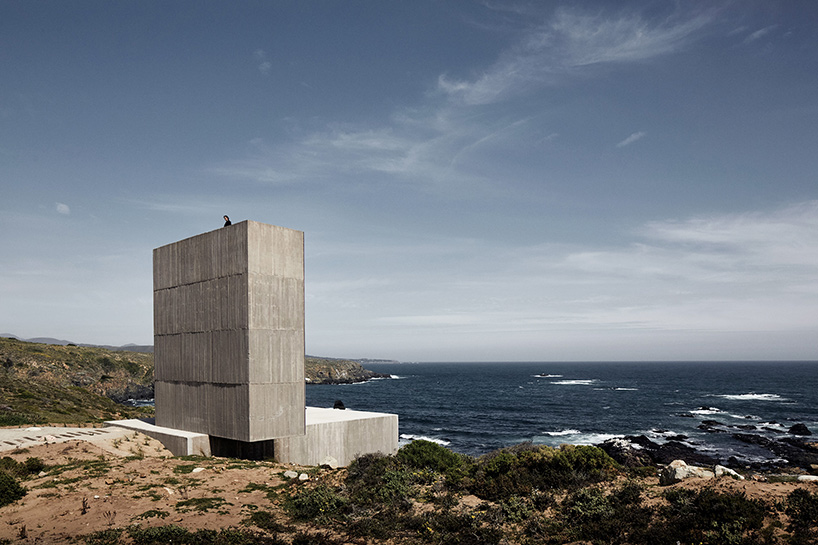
[438,7,714,105]
[254,49,272,75]
[616,131,646,148]
[214,6,716,197]
[743,25,777,44]
[56,202,70,215]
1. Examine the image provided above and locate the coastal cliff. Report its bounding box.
[305,356,390,384]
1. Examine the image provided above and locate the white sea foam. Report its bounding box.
[614,387,638,391]
[544,429,582,436]
[400,434,451,446]
[729,414,761,421]
[535,431,623,446]
[532,374,563,378]
[571,433,623,445]
[690,407,724,415]
[649,429,682,437]
[551,379,598,386]
[715,393,786,401]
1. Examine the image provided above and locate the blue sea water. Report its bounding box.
[305,361,818,464]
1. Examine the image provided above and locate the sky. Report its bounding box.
[2,1,818,362]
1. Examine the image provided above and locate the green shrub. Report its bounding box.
[346,453,413,508]
[469,444,618,501]
[82,528,124,545]
[23,457,45,474]
[0,413,29,427]
[397,439,469,473]
[285,484,348,523]
[133,509,169,520]
[290,531,345,545]
[345,507,400,539]
[245,510,287,533]
[552,482,653,545]
[0,471,26,507]
[497,494,534,523]
[786,488,818,528]
[128,525,191,545]
[786,488,818,544]
[646,487,767,545]
[414,510,503,545]
[127,525,284,545]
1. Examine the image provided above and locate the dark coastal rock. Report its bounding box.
[598,436,717,467]
[597,438,652,467]
[732,433,818,469]
[333,400,345,410]
[700,419,724,427]
[788,423,812,436]
[697,420,727,432]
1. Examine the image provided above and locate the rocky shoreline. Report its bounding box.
[598,420,818,472]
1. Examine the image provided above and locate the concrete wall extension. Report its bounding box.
[153,221,305,443]
[105,419,211,457]
[274,407,399,467]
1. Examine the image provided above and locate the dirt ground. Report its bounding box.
[1,429,816,544]
[0,430,318,543]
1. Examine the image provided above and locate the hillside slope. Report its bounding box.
[1,337,388,426]
[0,337,154,426]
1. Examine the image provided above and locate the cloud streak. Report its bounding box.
[438,7,714,105]
[616,131,646,147]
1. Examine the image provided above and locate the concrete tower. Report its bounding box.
[153,221,305,456]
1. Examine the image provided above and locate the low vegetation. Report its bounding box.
[1,438,817,544]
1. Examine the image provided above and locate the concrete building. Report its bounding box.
[123,220,398,465]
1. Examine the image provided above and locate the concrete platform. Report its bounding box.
[0,426,125,453]
[106,407,398,466]
[105,419,211,457]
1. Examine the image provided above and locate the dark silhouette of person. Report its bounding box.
[223,215,232,227]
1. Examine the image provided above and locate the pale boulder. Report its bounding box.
[715,465,744,480]
[660,459,715,485]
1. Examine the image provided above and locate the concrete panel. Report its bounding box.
[155,381,209,433]
[210,329,249,384]
[247,222,304,280]
[248,276,305,330]
[274,407,398,467]
[248,329,304,383]
[247,382,305,441]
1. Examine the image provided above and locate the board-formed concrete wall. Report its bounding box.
[274,407,399,467]
[153,221,305,442]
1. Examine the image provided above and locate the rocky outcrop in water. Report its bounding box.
[598,435,717,467]
[731,433,818,469]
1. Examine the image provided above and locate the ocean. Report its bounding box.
[305,361,818,465]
